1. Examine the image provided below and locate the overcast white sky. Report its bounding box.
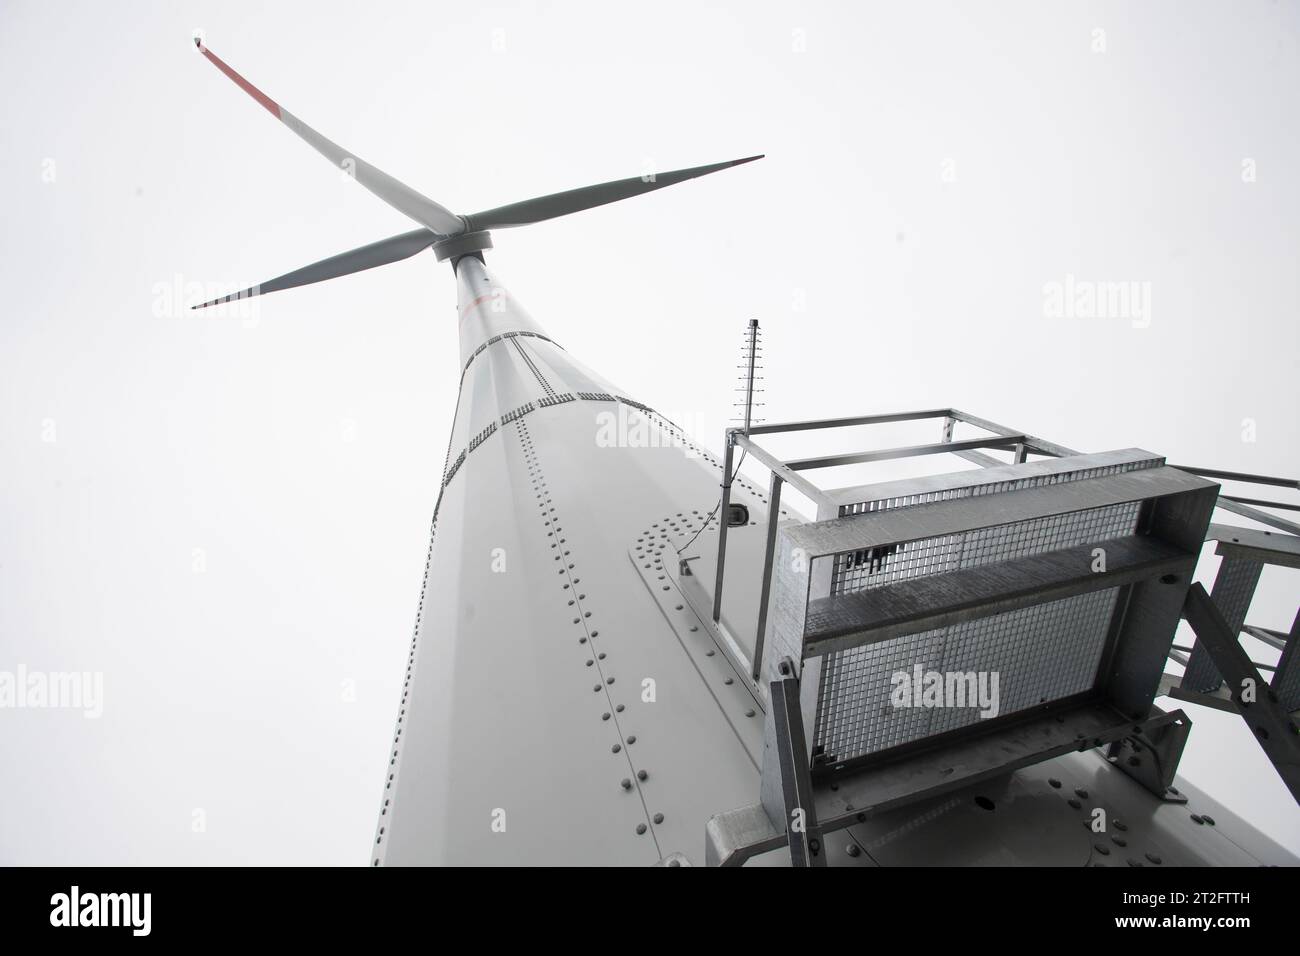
[1,0,1297,864]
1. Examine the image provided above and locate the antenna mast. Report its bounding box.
[736,319,764,434]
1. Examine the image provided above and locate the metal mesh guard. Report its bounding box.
[813,500,1140,763]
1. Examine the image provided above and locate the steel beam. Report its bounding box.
[1213,498,1300,536]
[712,436,736,622]
[1183,584,1300,803]
[1222,496,1300,513]
[1172,466,1299,490]
[1208,524,1300,570]
[953,449,1005,468]
[1271,610,1300,713]
[948,408,1080,458]
[1243,625,1289,653]
[784,435,1027,472]
[768,658,825,867]
[704,803,783,867]
[747,408,954,437]
[1183,556,1263,693]
[752,472,783,680]
[730,433,826,503]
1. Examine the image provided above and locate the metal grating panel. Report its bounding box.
[832,502,1142,592]
[814,497,1143,763]
[837,457,1158,517]
[814,589,1120,763]
[1183,557,1264,693]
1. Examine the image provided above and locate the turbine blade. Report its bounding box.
[192,228,436,309]
[461,155,764,231]
[195,41,464,236]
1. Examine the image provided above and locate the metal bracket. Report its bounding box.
[1106,708,1191,802]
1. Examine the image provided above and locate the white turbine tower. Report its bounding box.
[194,41,768,865]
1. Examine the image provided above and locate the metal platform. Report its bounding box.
[689,408,1299,866]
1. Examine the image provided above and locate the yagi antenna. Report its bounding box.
[733,319,764,434]
[678,317,766,558]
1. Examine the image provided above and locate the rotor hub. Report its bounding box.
[433,230,493,263]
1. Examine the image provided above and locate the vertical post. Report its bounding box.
[769,657,825,867]
[712,433,735,623]
[753,472,783,681]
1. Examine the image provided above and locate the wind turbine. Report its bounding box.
[194,43,1300,870]
[194,41,768,865]
[192,41,760,309]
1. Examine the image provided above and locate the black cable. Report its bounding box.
[676,448,746,555]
